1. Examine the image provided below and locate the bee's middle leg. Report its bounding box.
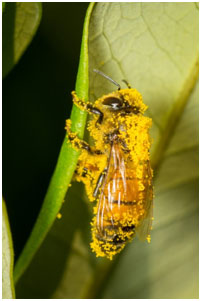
[65,119,102,155]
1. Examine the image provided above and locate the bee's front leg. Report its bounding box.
[71,91,104,124]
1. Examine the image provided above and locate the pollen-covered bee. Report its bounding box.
[66,69,153,260]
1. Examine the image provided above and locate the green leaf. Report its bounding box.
[2,200,15,299]
[87,3,199,298]
[15,3,198,299]
[2,2,6,13]
[2,2,42,78]
[14,2,95,285]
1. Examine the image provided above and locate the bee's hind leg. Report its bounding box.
[93,168,108,198]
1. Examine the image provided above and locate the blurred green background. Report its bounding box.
[3,3,89,261]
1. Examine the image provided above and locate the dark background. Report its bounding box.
[3,3,89,260]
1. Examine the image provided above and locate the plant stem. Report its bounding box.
[14,2,95,284]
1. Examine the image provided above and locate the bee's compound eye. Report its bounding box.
[102,97,123,110]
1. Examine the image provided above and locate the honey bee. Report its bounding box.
[66,69,153,259]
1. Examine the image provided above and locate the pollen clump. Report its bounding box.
[57,213,62,219]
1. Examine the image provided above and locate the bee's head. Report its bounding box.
[102,94,140,114]
[102,96,124,110]
[93,69,142,114]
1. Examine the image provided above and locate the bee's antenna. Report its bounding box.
[93,69,121,90]
[122,79,131,89]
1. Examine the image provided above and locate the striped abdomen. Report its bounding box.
[93,143,153,257]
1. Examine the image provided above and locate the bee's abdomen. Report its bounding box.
[95,224,136,256]
[91,164,152,259]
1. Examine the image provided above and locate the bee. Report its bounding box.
[66,69,153,259]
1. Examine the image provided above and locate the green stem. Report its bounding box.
[14,2,95,284]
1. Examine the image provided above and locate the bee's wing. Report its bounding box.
[136,196,153,241]
[96,143,127,235]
